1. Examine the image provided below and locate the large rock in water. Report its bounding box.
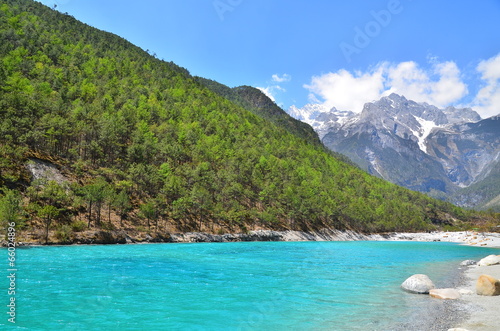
[477,255,500,266]
[429,288,461,300]
[476,274,500,296]
[401,274,435,294]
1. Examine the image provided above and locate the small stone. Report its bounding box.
[429,288,461,300]
[476,274,500,296]
[460,259,476,266]
[477,255,500,267]
[401,274,435,294]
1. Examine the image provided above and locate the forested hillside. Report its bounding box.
[194,78,356,166]
[0,0,497,244]
[194,78,321,145]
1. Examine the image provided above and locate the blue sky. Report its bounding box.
[38,0,500,118]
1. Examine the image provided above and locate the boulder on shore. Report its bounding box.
[476,274,500,296]
[460,260,476,266]
[477,255,500,267]
[429,288,461,300]
[401,274,435,294]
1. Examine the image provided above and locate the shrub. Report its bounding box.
[55,224,73,243]
[71,220,87,232]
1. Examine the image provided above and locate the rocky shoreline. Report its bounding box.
[396,253,500,331]
[5,229,500,247]
[5,228,376,246]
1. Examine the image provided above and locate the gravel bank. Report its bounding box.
[454,264,500,331]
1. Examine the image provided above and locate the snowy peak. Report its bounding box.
[287,104,354,138]
[356,94,450,154]
[288,103,330,123]
[289,94,482,154]
[443,106,481,124]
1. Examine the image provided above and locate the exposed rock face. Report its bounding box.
[73,230,129,245]
[289,94,500,210]
[477,255,500,267]
[45,229,373,246]
[168,229,372,243]
[429,288,461,300]
[25,158,69,186]
[476,274,500,296]
[401,274,436,294]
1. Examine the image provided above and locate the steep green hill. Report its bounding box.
[194,78,321,145]
[0,0,497,244]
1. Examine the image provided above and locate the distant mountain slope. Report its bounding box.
[290,94,500,210]
[450,159,500,211]
[0,0,495,245]
[426,115,500,188]
[194,77,321,146]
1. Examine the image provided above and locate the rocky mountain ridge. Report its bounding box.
[289,94,500,210]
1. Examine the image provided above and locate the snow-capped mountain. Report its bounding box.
[288,104,354,139]
[288,94,500,210]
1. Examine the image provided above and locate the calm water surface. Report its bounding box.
[1,241,498,330]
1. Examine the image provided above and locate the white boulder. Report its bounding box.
[477,255,500,267]
[401,274,435,294]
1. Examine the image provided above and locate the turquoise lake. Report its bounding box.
[1,241,499,330]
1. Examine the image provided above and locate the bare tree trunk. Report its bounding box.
[45,217,51,244]
[87,201,92,228]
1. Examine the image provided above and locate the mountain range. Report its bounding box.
[289,94,500,211]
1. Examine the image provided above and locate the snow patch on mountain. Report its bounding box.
[412,117,440,154]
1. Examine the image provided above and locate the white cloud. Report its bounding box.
[304,67,385,111]
[473,53,500,118]
[257,86,276,102]
[257,74,291,105]
[386,61,468,107]
[304,60,468,113]
[272,73,291,83]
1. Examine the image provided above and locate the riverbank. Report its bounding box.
[381,232,500,330]
[4,228,373,246]
[373,231,500,248]
[454,263,500,331]
[4,229,500,247]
